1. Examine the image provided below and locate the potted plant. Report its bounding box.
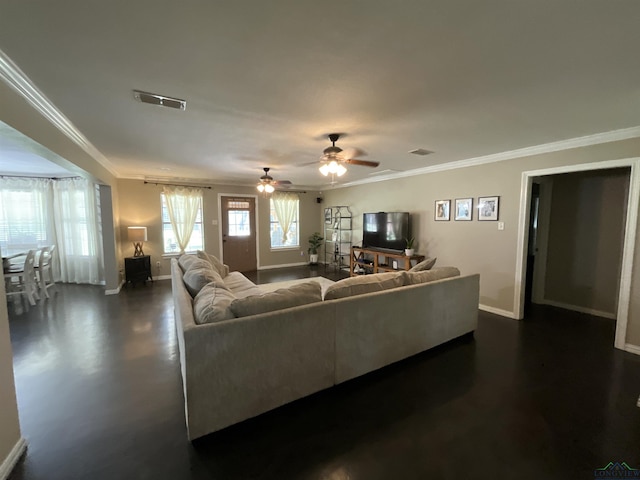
[404,237,415,257]
[308,232,324,265]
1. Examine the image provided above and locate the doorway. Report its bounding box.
[515,159,639,351]
[220,196,257,273]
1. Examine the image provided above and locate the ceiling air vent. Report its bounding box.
[133,90,186,110]
[408,148,433,156]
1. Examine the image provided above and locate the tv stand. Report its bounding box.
[350,246,425,276]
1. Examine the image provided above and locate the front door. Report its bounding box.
[221,196,257,273]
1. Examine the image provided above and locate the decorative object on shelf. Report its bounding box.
[478,196,500,221]
[256,167,291,194]
[128,226,148,256]
[308,232,324,265]
[404,237,415,257]
[435,200,451,221]
[324,207,332,224]
[455,198,473,221]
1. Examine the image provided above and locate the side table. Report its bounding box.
[124,255,153,287]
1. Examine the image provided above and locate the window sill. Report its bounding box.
[270,246,300,252]
[162,252,197,258]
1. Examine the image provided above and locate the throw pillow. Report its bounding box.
[178,254,201,272]
[193,282,237,324]
[229,282,322,318]
[404,267,460,285]
[409,257,437,272]
[183,267,225,298]
[324,271,405,300]
[197,250,227,278]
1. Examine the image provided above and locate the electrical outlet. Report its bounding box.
[156,261,161,268]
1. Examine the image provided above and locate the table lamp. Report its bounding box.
[128,226,148,257]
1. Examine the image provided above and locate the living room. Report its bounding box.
[2,2,640,478]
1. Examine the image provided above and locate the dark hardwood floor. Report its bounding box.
[6,267,640,480]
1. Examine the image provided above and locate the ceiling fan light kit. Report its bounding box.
[256,167,288,194]
[318,133,378,180]
[319,160,347,177]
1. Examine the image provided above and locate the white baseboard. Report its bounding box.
[0,437,26,480]
[258,262,309,270]
[479,304,518,319]
[104,280,124,295]
[154,274,171,281]
[623,343,640,355]
[541,299,616,319]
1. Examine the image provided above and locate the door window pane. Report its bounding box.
[228,210,250,236]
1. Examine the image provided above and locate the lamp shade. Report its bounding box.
[128,226,148,242]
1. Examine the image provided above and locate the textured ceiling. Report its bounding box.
[1,1,640,187]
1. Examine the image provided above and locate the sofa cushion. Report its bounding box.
[197,250,228,278]
[409,257,437,272]
[178,254,202,272]
[324,272,405,300]
[223,271,262,298]
[183,267,225,298]
[193,282,237,324]
[404,266,460,285]
[229,281,322,318]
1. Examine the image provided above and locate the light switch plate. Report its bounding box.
[498,222,505,230]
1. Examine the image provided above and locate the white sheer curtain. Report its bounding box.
[0,176,104,285]
[272,192,298,243]
[0,177,54,252]
[163,186,202,253]
[52,178,104,284]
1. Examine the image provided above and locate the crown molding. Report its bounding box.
[0,49,119,178]
[337,126,640,189]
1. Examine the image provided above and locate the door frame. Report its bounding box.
[514,157,640,351]
[217,193,260,269]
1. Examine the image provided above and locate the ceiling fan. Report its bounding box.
[256,167,291,193]
[317,133,379,178]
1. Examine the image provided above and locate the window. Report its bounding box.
[269,195,299,248]
[0,188,51,252]
[161,193,204,253]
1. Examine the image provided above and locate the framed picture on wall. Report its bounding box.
[454,198,473,221]
[434,200,451,221]
[324,208,332,224]
[478,196,499,221]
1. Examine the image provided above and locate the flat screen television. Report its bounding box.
[362,212,410,252]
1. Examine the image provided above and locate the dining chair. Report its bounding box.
[4,249,39,306]
[35,245,56,299]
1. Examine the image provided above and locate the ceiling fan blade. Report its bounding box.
[341,147,367,159]
[275,180,292,185]
[344,159,379,168]
[297,160,321,167]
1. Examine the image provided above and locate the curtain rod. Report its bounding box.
[0,174,81,180]
[144,181,213,190]
[144,180,307,193]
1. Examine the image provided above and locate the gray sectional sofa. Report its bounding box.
[171,253,480,440]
